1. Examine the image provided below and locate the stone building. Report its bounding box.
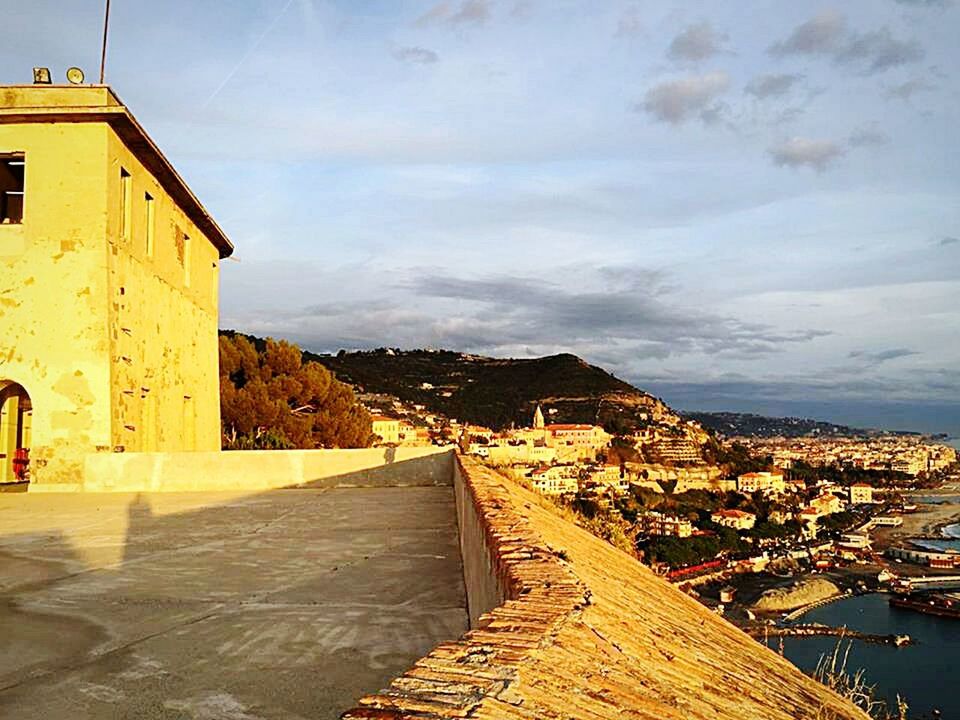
[0,85,233,486]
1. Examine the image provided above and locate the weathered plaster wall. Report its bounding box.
[1,87,228,484]
[78,446,455,492]
[0,122,113,485]
[104,133,221,453]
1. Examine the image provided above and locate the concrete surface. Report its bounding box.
[0,486,468,719]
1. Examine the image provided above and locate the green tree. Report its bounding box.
[220,335,372,450]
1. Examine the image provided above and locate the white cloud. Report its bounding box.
[667,22,728,62]
[768,137,846,171]
[639,72,730,125]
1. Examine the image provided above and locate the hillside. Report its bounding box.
[306,347,677,432]
[686,411,868,438]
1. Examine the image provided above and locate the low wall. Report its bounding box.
[76,446,455,492]
[452,457,508,627]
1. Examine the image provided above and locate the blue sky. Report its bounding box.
[4,1,959,433]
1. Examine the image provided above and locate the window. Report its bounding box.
[141,390,157,452]
[182,396,195,450]
[183,235,191,286]
[144,193,155,257]
[175,225,191,287]
[119,168,132,240]
[0,154,25,224]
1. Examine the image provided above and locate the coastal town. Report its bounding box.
[367,400,960,622]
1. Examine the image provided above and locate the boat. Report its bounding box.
[889,593,960,619]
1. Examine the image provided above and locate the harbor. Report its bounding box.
[764,592,959,719]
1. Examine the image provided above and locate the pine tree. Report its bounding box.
[219,334,372,449]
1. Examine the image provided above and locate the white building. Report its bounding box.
[711,509,756,530]
[639,511,693,538]
[737,471,785,495]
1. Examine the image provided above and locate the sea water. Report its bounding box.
[767,593,960,719]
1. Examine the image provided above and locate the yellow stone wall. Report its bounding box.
[0,88,224,485]
[0,122,113,484]
[104,132,221,454]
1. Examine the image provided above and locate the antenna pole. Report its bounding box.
[99,0,112,84]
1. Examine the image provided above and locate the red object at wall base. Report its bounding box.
[12,447,29,481]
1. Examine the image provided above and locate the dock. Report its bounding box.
[747,624,911,647]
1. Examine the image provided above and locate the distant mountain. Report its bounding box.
[305,347,682,433]
[685,411,869,438]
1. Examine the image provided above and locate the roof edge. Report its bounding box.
[0,86,233,259]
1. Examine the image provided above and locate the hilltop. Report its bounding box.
[685,411,887,439]
[305,347,679,432]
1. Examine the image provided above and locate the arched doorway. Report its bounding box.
[0,381,32,484]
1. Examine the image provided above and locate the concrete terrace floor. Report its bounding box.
[0,486,468,719]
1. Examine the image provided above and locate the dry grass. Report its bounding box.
[812,640,908,720]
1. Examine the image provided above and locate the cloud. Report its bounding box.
[768,137,846,171]
[667,22,728,62]
[940,236,959,246]
[229,264,830,364]
[848,348,919,364]
[392,46,439,64]
[847,125,890,147]
[836,28,924,73]
[744,73,804,99]
[416,0,491,26]
[407,269,829,359]
[886,77,935,100]
[769,11,923,73]
[638,72,730,125]
[769,10,847,56]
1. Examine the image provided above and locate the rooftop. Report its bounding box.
[0,482,467,719]
[0,85,233,258]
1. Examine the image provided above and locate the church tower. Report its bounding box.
[533,404,545,429]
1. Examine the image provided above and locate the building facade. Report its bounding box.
[711,509,756,530]
[737,471,785,495]
[638,511,693,538]
[848,483,873,505]
[0,86,232,485]
[371,416,401,445]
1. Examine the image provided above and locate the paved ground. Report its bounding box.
[0,486,468,719]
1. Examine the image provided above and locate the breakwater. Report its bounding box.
[747,623,910,646]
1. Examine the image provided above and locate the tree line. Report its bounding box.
[219,334,372,450]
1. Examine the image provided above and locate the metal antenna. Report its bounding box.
[99,0,112,84]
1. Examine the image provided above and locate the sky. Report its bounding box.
[4,1,959,435]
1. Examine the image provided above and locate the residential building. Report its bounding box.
[848,483,873,505]
[639,511,693,538]
[737,471,785,495]
[371,416,400,445]
[528,465,579,495]
[711,509,756,530]
[0,85,233,485]
[811,493,843,515]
